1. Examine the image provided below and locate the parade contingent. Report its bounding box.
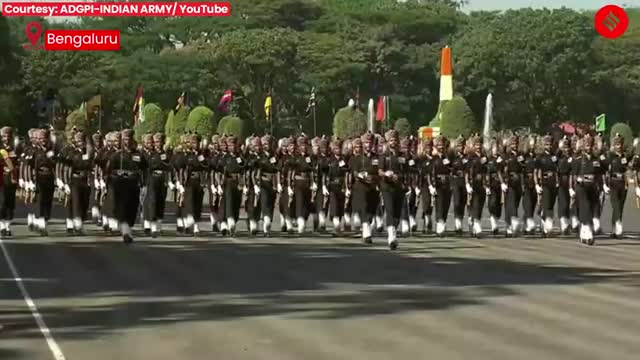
[1,125,640,250]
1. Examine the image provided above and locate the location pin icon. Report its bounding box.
[25,22,42,48]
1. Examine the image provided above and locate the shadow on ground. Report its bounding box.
[1,236,636,343]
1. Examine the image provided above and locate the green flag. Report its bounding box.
[595,113,606,132]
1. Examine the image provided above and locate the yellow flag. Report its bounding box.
[264,95,272,121]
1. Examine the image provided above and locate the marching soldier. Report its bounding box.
[522,136,538,235]
[418,138,434,234]
[502,135,524,236]
[399,137,418,235]
[105,129,146,243]
[140,134,155,234]
[61,131,94,234]
[289,136,316,234]
[90,132,105,226]
[349,137,364,232]
[245,136,262,236]
[278,137,296,233]
[57,129,76,233]
[605,134,632,238]
[378,130,405,249]
[556,136,573,235]
[143,133,171,237]
[570,134,601,245]
[534,134,559,237]
[103,132,121,233]
[486,138,504,235]
[220,136,245,236]
[450,136,467,234]
[256,135,278,236]
[326,139,349,236]
[465,135,488,237]
[351,133,379,243]
[0,127,20,237]
[20,129,37,232]
[314,137,330,232]
[430,136,451,236]
[31,129,57,236]
[207,135,223,232]
[373,134,386,233]
[174,134,207,236]
[342,138,355,231]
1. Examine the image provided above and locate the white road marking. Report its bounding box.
[0,238,67,360]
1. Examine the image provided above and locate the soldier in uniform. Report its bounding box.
[326,139,349,236]
[143,133,171,237]
[0,127,20,237]
[314,137,330,232]
[20,129,37,232]
[278,137,295,233]
[449,136,467,234]
[570,134,601,245]
[373,134,386,233]
[207,135,222,232]
[347,138,363,232]
[256,135,278,236]
[342,138,355,231]
[90,132,105,226]
[245,136,262,236]
[103,132,121,233]
[556,136,573,235]
[140,134,155,234]
[31,129,57,235]
[418,138,434,234]
[62,131,94,234]
[534,135,558,236]
[105,129,146,243]
[430,136,451,236]
[465,135,488,237]
[378,130,404,249]
[57,129,76,233]
[174,134,207,235]
[521,136,539,235]
[501,135,524,236]
[605,134,632,238]
[288,136,316,234]
[220,136,245,236]
[351,133,379,243]
[399,137,418,235]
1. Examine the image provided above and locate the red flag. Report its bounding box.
[217,89,233,113]
[375,96,386,121]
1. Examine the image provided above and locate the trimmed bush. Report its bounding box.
[333,106,367,139]
[394,117,412,138]
[165,106,189,146]
[134,103,164,141]
[429,96,475,138]
[186,106,215,138]
[217,115,245,140]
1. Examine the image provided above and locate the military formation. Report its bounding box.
[1,125,640,249]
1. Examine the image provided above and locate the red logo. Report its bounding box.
[594,5,628,39]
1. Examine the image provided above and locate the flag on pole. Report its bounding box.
[79,101,87,119]
[217,89,233,113]
[175,91,189,112]
[305,87,316,116]
[367,98,375,132]
[86,93,101,121]
[375,96,388,122]
[439,46,453,101]
[132,84,144,125]
[264,95,272,121]
[595,113,606,132]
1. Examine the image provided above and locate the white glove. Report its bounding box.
[384,170,394,177]
[94,179,100,189]
[501,183,508,192]
[357,172,366,179]
[210,184,217,194]
[177,183,185,194]
[56,178,64,189]
[311,182,318,192]
[429,185,436,196]
[465,183,473,194]
[635,187,640,198]
[64,184,71,195]
[100,180,106,189]
[287,187,294,197]
[217,185,223,194]
[603,184,610,194]
[28,181,35,191]
[277,183,283,193]
[322,185,329,196]
[254,185,261,195]
[569,188,576,198]
[242,186,249,195]
[18,178,24,188]
[415,187,421,197]
[345,189,351,198]
[536,185,543,194]
[486,187,491,196]
[168,181,176,190]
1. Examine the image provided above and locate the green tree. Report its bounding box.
[610,122,634,152]
[134,103,164,141]
[186,106,215,138]
[65,109,88,135]
[165,107,189,146]
[333,106,367,139]
[393,117,412,137]
[430,96,475,138]
[217,116,246,140]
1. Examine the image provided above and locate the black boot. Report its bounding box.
[389,240,398,250]
[144,228,151,236]
[123,234,133,244]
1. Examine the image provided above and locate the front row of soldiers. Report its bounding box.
[1,126,640,249]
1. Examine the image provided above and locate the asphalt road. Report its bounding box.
[1,193,640,360]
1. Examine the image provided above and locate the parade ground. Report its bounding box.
[2,194,640,360]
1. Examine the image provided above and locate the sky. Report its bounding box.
[463,0,640,11]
